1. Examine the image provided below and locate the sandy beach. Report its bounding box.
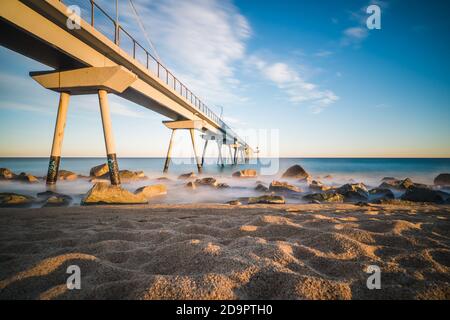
[0,203,449,300]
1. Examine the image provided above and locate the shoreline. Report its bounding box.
[1,203,449,299]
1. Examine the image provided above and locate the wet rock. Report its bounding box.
[401,187,448,203]
[232,169,257,178]
[178,172,196,179]
[248,195,285,204]
[369,188,395,203]
[195,177,217,186]
[58,170,78,181]
[255,183,269,192]
[0,193,35,207]
[98,170,147,182]
[309,180,331,192]
[185,181,196,189]
[303,192,344,203]
[434,173,450,187]
[16,172,39,183]
[156,177,172,182]
[227,200,242,205]
[89,163,109,177]
[0,168,15,180]
[336,183,369,202]
[269,181,302,193]
[381,177,398,183]
[281,165,310,181]
[37,190,72,206]
[134,184,167,198]
[323,175,332,179]
[216,183,230,189]
[82,182,147,205]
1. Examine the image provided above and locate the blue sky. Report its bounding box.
[0,0,449,157]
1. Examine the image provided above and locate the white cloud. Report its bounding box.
[249,56,339,113]
[314,50,334,57]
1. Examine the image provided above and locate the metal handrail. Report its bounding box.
[62,0,248,148]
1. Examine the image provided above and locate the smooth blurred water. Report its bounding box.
[0,157,449,205]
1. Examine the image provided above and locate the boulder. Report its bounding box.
[134,184,167,198]
[0,168,15,180]
[309,180,331,192]
[216,183,230,189]
[434,173,450,186]
[269,181,302,193]
[37,190,72,206]
[248,195,285,204]
[303,192,344,203]
[401,187,448,203]
[336,183,369,202]
[185,181,197,189]
[16,172,39,183]
[368,188,395,202]
[281,165,309,181]
[82,182,147,205]
[178,172,196,179]
[379,178,415,190]
[195,177,217,186]
[89,163,109,177]
[58,170,78,181]
[0,192,35,207]
[227,200,242,206]
[255,183,269,192]
[156,177,172,182]
[323,175,332,179]
[98,170,147,182]
[232,169,257,178]
[381,177,398,183]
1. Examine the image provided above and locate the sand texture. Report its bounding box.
[0,203,449,300]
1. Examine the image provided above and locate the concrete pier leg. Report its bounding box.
[163,129,176,173]
[217,141,224,167]
[228,145,233,165]
[233,147,237,165]
[46,92,70,185]
[201,139,209,167]
[98,89,121,186]
[190,129,202,173]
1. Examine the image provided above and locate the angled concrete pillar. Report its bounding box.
[190,129,202,173]
[46,92,70,185]
[217,140,224,167]
[163,129,176,173]
[228,145,233,165]
[98,89,121,186]
[201,139,209,167]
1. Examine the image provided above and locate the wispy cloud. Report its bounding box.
[248,56,339,113]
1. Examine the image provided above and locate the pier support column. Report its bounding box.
[163,129,176,173]
[228,145,233,165]
[217,140,224,167]
[98,89,121,186]
[201,139,209,167]
[190,129,202,173]
[233,147,238,165]
[46,92,70,185]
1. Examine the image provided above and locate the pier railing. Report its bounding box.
[61,0,248,148]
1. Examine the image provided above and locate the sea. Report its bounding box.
[1,157,449,206]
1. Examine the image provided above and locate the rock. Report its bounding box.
[0,193,35,207]
[90,163,109,177]
[269,181,302,193]
[58,170,78,181]
[195,177,217,186]
[309,180,331,192]
[82,182,148,205]
[379,178,415,190]
[303,192,344,203]
[98,170,146,182]
[336,183,369,202]
[434,173,450,186]
[0,168,15,180]
[178,172,196,179]
[134,184,167,198]
[323,175,332,179]
[227,200,241,205]
[37,190,72,206]
[248,195,285,204]
[369,188,395,203]
[156,177,172,182]
[401,187,448,203]
[381,177,398,183]
[281,165,310,180]
[216,183,230,189]
[232,169,257,178]
[255,183,269,192]
[16,172,39,183]
[185,181,196,189]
